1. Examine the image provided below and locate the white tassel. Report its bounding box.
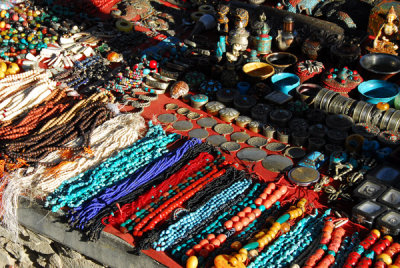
[107,102,121,116]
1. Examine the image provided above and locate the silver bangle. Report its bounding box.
[145,75,170,90]
[141,82,166,94]
[139,93,158,101]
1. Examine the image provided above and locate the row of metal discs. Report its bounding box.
[158,105,307,173]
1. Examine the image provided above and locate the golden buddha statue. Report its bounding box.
[368,6,399,55]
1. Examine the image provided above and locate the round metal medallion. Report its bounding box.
[284,147,306,159]
[158,113,177,124]
[165,103,179,110]
[230,132,250,143]
[188,128,209,139]
[265,142,287,152]
[172,120,193,131]
[187,112,201,120]
[220,142,241,152]
[177,107,190,115]
[214,124,234,135]
[288,166,320,186]
[247,137,268,147]
[262,155,293,173]
[206,135,227,147]
[197,117,217,128]
[237,148,267,162]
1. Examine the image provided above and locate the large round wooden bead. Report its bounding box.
[170,81,189,99]
[281,222,291,234]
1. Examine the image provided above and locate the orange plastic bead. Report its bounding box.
[231,241,242,250]
[241,217,250,227]
[243,207,252,213]
[207,234,216,241]
[238,211,246,218]
[279,185,288,195]
[259,193,268,200]
[232,216,240,223]
[263,199,273,208]
[253,209,261,217]
[210,239,221,247]
[233,222,243,232]
[225,220,233,229]
[199,239,209,246]
[217,234,227,243]
[247,212,256,221]
[254,198,263,206]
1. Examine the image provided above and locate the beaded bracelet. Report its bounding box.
[333,233,360,268]
[374,242,400,268]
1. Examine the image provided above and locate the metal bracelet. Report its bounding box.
[145,75,170,90]
[130,99,151,108]
[141,83,166,94]
[160,68,180,80]
[139,93,158,101]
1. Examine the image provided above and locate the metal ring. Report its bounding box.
[313,88,329,109]
[141,83,166,94]
[153,72,175,82]
[145,75,170,90]
[160,67,181,80]
[380,108,395,130]
[387,110,400,131]
[130,99,151,108]
[352,101,366,122]
[317,89,332,110]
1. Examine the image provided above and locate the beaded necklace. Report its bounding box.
[153,179,253,252]
[374,242,400,268]
[248,210,331,268]
[171,183,264,263]
[214,198,308,268]
[344,229,381,267]
[333,233,360,268]
[46,122,179,212]
[116,154,219,233]
[185,183,287,267]
[355,235,393,268]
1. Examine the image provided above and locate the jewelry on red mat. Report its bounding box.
[315,227,346,268]
[356,236,393,268]
[343,229,381,268]
[374,242,400,268]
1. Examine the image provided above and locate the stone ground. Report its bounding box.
[0,225,106,268]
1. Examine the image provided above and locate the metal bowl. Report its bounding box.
[360,53,400,80]
[264,52,298,73]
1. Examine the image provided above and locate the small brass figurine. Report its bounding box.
[368,6,399,55]
[216,4,229,35]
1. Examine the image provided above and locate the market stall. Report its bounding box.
[0,0,400,267]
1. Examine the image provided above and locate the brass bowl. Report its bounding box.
[359,53,400,80]
[242,62,275,81]
[264,52,298,73]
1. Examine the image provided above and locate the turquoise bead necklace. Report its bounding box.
[248,209,331,268]
[154,179,252,251]
[171,183,263,261]
[46,122,179,212]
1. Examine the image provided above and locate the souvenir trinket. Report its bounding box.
[298,151,326,169]
[330,39,361,68]
[235,116,252,128]
[247,50,260,63]
[367,6,398,55]
[352,123,379,139]
[184,71,206,89]
[251,103,271,123]
[255,23,272,55]
[358,80,399,105]
[270,109,292,127]
[352,200,388,228]
[327,129,348,144]
[197,117,217,128]
[165,103,179,110]
[187,112,200,120]
[220,63,239,88]
[170,81,189,99]
[157,114,177,124]
[216,36,226,61]
[177,108,190,115]
[322,67,363,97]
[237,147,267,162]
[206,135,227,147]
[295,60,324,83]
[326,114,354,131]
[285,147,306,159]
[277,128,291,143]
[205,101,225,116]
[265,142,287,152]
[262,155,293,173]
[359,53,400,81]
[247,137,268,148]
[291,131,309,147]
[188,128,209,139]
[301,35,322,60]
[190,94,208,109]
[231,132,250,143]
[219,108,240,123]
[271,73,300,95]
[251,12,269,37]
[242,62,275,81]
[220,141,241,152]
[228,27,250,52]
[214,124,234,135]
[275,16,296,51]
[378,189,400,210]
[263,125,276,139]
[216,88,238,105]
[233,95,257,114]
[249,121,262,133]
[199,80,222,98]
[216,4,229,35]
[288,166,320,186]
[378,131,400,146]
[377,211,400,235]
[172,120,193,131]
[265,52,298,74]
